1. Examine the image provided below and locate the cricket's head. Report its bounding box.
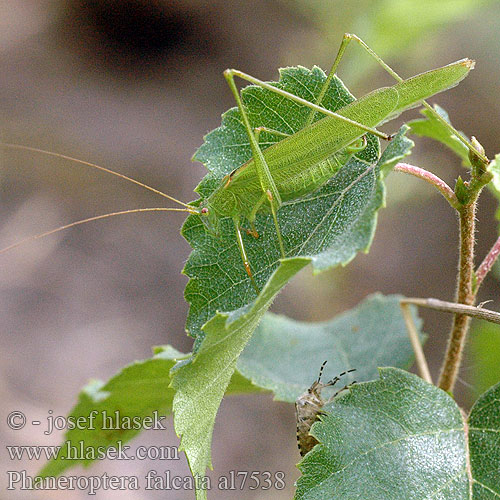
[198,200,221,237]
[198,179,240,237]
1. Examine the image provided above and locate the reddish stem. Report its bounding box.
[394,163,459,208]
[476,235,500,289]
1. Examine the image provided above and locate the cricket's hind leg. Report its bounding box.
[224,68,390,140]
[321,33,487,163]
[225,69,286,263]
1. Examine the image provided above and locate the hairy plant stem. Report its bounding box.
[476,235,500,289]
[438,201,476,393]
[394,163,459,209]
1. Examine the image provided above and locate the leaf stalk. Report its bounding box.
[393,163,460,209]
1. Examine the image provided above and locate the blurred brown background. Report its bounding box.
[1,1,500,498]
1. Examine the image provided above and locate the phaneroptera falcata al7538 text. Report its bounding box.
[0,34,485,295]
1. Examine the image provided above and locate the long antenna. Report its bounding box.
[1,143,193,209]
[0,207,194,255]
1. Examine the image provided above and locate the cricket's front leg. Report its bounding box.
[233,215,260,294]
[245,193,267,239]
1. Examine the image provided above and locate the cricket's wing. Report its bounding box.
[384,58,474,123]
[231,85,400,192]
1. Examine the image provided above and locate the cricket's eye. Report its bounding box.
[200,207,209,216]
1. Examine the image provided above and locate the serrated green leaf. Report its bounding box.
[237,294,425,402]
[295,368,468,500]
[38,346,185,478]
[171,257,309,500]
[185,61,464,343]
[185,67,387,344]
[38,346,261,478]
[295,368,500,500]
[408,104,471,165]
[468,381,500,497]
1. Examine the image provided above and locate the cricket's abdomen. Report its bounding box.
[214,151,350,220]
[276,152,348,200]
